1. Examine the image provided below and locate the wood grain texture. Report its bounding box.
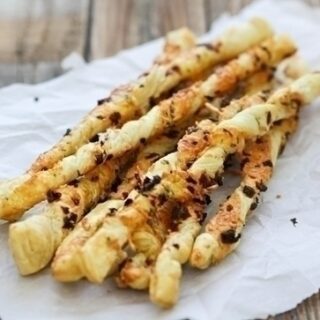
[0,0,89,86]
[1,0,320,319]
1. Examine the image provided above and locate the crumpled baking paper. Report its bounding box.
[1,0,320,319]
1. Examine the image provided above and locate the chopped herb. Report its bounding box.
[64,128,71,136]
[243,185,255,198]
[256,181,268,192]
[97,97,111,105]
[198,212,207,224]
[226,204,233,211]
[89,134,100,143]
[221,229,241,244]
[290,217,298,227]
[124,198,133,206]
[47,190,61,202]
[72,197,80,206]
[262,160,273,167]
[141,175,161,192]
[61,206,70,214]
[109,112,121,125]
[95,153,105,165]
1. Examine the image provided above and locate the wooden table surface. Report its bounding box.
[1,0,320,319]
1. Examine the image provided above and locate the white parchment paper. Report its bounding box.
[1,0,320,319]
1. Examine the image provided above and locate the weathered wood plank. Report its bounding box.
[90,0,207,60]
[153,0,206,36]
[0,0,89,86]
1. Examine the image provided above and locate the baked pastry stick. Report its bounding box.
[10,133,180,277]
[207,56,308,121]
[48,115,202,281]
[29,18,271,174]
[154,28,196,65]
[190,118,297,270]
[110,115,201,200]
[50,102,206,281]
[85,73,319,287]
[8,154,128,276]
[150,118,297,308]
[0,35,295,221]
[116,69,278,289]
[76,150,214,285]
[149,73,320,307]
[7,30,195,276]
[61,68,306,286]
[27,28,196,174]
[177,73,319,170]
[51,40,294,281]
[50,109,206,282]
[51,148,179,282]
[118,57,308,290]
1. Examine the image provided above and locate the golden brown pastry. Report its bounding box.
[177,73,320,169]
[148,66,310,304]
[51,143,179,282]
[190,117,298,269]
[72,152,179,283]
[9,156,126,276]
[116,67,278,290]
[149,217,201,308]
[8,29,199,277]
[154,28,196,65]
[29,19,271,173]
[64,73,320,287]
[28,28,196,174]
[0,35,295,221]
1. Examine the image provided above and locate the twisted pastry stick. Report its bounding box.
[76,151,217,284]
[51,113,201,281]
[110,115,200,200]
[149,217,202,307]
[72,152,180,283]
[147,73,320,307]
[154,28,196,65]
[190,118,297,269]
[177,73,319,169]
[116,69,276,289]
[9,137,180,276]
[86,82,271,284]
[52,151,179,282]
[8,31,194,276]
[119,57,307,289]
[8,154,128,276]
[150,118,297,308]
[204,56,308,121]
[51,199,123,281]
[28,28,195,174]
[78,73,319,287]
[30,19,270,173]
[148,59,309,302]
[0,35,295,221]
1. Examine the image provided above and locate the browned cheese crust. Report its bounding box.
[190,117,298,269]
[30,19,271,173]
[0,35,295,222]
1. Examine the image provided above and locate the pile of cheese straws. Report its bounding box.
[2,18,320,308]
